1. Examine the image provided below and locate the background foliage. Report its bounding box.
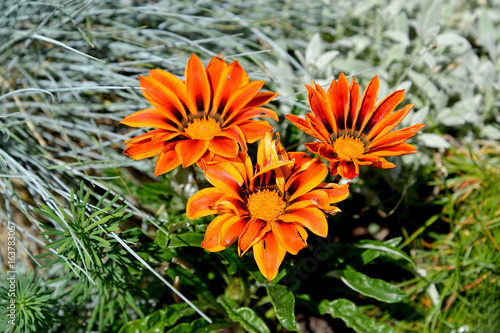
[0,0,499,332]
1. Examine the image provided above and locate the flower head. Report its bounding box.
[187,132,349,280]
[121,54,279,176]
[286,73,425,179]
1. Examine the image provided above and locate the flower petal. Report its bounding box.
[238,219,270,255]
[242,92,279,112]
[187,187,225,219]
[120,108,179,132]
[327,72,349,131]
[222,80,265,121]
[271,222,308,255]
[361,89,404,135]
[367,142,418,157]
[208,137,239,158]
[124,138,165,160]
[201,214,246,252]
[204,161,245,199]
[337,160,359,179]
[373,157,396,169]
[354,75,379,132]
[367,123,425,149]
[279,208,328,238]
[306,85,337,134]
[175,139,210,167]
[206,56,227,93]
[253,233,286,281]
[316,183,350,204]
[285,158,328,202]
[346,77,359,131]
[366,104,414,141]
[186,54,211,113]
[238,120,274,143]
[154,148,181,176]
[149,69,191,118]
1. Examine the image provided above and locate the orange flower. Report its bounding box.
[286,73,425,179]
[121,54,278,176]
[187,132,349,280]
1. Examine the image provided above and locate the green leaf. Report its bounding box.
[266,284,297,331]
[318,299,396,333]
[356,240,415,268]
[340,266,406,303]
[157,232,204,248]
[217,296,270,333]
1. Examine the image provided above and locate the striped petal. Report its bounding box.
[175,139,210,167]
[271,222,308,255]
[187,187,225,219]
[186,54,211,113]
[253,233,286,281]
[279,208,328,237]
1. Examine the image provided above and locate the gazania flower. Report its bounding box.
[286,73,425,179]
[121,54,278,176]
[187,132,349,280]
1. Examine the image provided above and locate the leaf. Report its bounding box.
[356,240,416,268]
[318,299,396,333]
[417,133,450,149]
[305,33,323,64]
[340,266,406,303]
[157,232,204,249]
[217,296,270,333]
[266,284,297,331]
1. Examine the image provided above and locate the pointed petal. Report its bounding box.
[187,187,224,219]
[287,189,330,211]
[306,114,332,143]
[175,139,210,167]
[367,123,425,149]
[367,142,418,156]
[327,73,349,131]
[316,183,350,204]
[221,80,265,121]
[271,222,308,255]
[354,76,379,131]
[208,137,239,157]
[285,159,328,202]
[286,114,326,143]
[238,120,274,143]
[337,160,359,179]
[121,108,179,132]
[206,56,227,93]
[124,138,164,160]
[213,61,249,114]
[373,157,396,169]
[229,108,279,127]
[346,77,360,131]
[238,219,270,255]
[186,54,211,113]
[253,233,286,281]
[201,214,247,252]
[204,161,245,199]
[149,69,191,118]
[307,85,337,134]
[215,126,247,153]
[279,208,328,237]
[366,104,414,141]
[362,89,404,135]
[242,92,279,112]
[305,141,322,154]
[154,148,181,176]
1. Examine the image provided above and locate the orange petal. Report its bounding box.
[306,85,337,134]
[327,73,349,131]
[208,137,239,158]
[367,142,418,157]
[316,183,350,204]
[361,89,404,135]
[212,196,247,217]
[271,222,308,255]
[305,142,322,154]
[186,54,211,113]
[121,108,179,132]
[154,148,181,176]
[288,189,330,211]
[229,108,279,127]
[148,69,191,118]
[204,161,245,199]
[279,208,328,237]
[373,157,396,169]
[187,187,224,219]
[206,56,227,93]
[238,120,274,143]
[175,139,210,167]
[285,159,328,202]
[366,104,414,141]
[305,114,332,144]
[286,114,326,143]
[242,92,279,112]
[222,80,265,121]
[253,233,286,281]
[139,76,186,126]
[238,219,269,255]
[215,126,247,153]
[213,61,249,114]
[346,77,360,131]
[201,214,247,252]
[367,123,425,149]
[124,139,164,160]
[337,160,359,179]
[354,76,379,132]
[151,131,186,145]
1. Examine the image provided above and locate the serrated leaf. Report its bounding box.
[266,284,296,331]
[417,133,450,149]
[340,266,406,303]
[217,296,270,333]
[319,299,396,333]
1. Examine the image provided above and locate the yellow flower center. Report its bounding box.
[333,135,365,160]
[247,190,286,222]
[184,117,222,140]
